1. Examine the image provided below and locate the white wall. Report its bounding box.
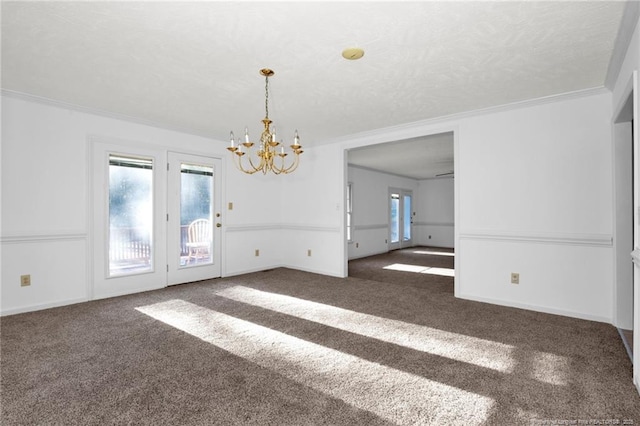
[457,92,613,322]
[347,166,418,259]
[224,168,284,276]
[334,90,614,323]
[0,76,619,325]
[0,93,284,314]
[415,177,454,248]
[280,143,345,277]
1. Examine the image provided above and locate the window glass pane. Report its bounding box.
[109,155,153,276]
[181,163,213,267]
[390,193,400,243]
[403,195,412,241]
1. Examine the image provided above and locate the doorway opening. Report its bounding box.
[344,131,456,285]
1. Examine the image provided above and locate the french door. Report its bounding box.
[389,188,413,251]
[92,143,222,299]
[167,152,222,285]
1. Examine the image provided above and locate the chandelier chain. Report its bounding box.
[264,75,269,120]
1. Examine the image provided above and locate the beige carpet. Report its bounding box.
[2,247,640,425]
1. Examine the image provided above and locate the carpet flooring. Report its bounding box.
[2,246,640,425]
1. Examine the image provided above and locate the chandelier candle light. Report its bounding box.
[227,68,303,175]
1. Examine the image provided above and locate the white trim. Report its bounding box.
[223,265,283,278]
[2,89,215,140]
[347,163,422,180]
[1,297,89,317]
[604,0,640,90]
[224,265,345,279]
[224,224,280,232]
[92,283,165,301]
[281,265,345,278]
[632,249,640,266]
[225,224,340,233]
[0,232,86,244]
[3,86,608,151]
[414,221,455,227]
[459,230,613,247]
[90,139,168,297]
[458,292,611,324]
[282,224,341,233]
[354,224,387,231]
[320,87,609,148]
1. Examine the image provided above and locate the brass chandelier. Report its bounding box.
[227,68,303,175]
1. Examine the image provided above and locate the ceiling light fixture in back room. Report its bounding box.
[228,69,303,175]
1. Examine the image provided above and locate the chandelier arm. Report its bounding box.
[285,156,301,174]
[272,152,299,174]
[235,150,262,174]
[271,159,285,175]
[245,153,264,174]
[282,153,301,174]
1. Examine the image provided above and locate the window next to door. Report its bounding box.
[108,154,154,277]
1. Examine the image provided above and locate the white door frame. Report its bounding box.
[167,152,222,285]
[388,188,414,251]
[91,140,167,300]
[631,71,640,391]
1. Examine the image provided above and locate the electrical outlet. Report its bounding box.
[228,202,233,210]
[255,249,260,257]
[355,242,359,248]
[307,249,312,257]
[510,273,520,285]
[20,274,31,287]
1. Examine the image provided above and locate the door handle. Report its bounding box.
[216,223,222,228]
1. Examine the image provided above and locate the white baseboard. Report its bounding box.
[348,249,388,260]
[92,284,165,301]
[223,265,285,277]
[1,297,89,317]
[457,292,612,324]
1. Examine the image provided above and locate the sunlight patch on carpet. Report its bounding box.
[215,286,512,373]
[383,263,455,277]
[413,250,455,257]
[530,352,569,386]
[136,299,495,426]
[421,267,455,277]
[383,263,428,273]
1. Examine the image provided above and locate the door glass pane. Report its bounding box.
[403,194,412,241]
[180,163,213,267]
[390,193,400,243]
[109,155,153,276]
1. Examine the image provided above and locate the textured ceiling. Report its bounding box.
[1,1,626,178]
[349,132,454,180]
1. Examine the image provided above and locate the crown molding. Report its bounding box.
[319,86,610,148]
[1,89,218,141]
[605,0,640,90]
[3,84,609,150]
[347,163,422,181]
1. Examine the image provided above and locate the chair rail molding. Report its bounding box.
[459,229,613,247]
[0,231,87,244]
